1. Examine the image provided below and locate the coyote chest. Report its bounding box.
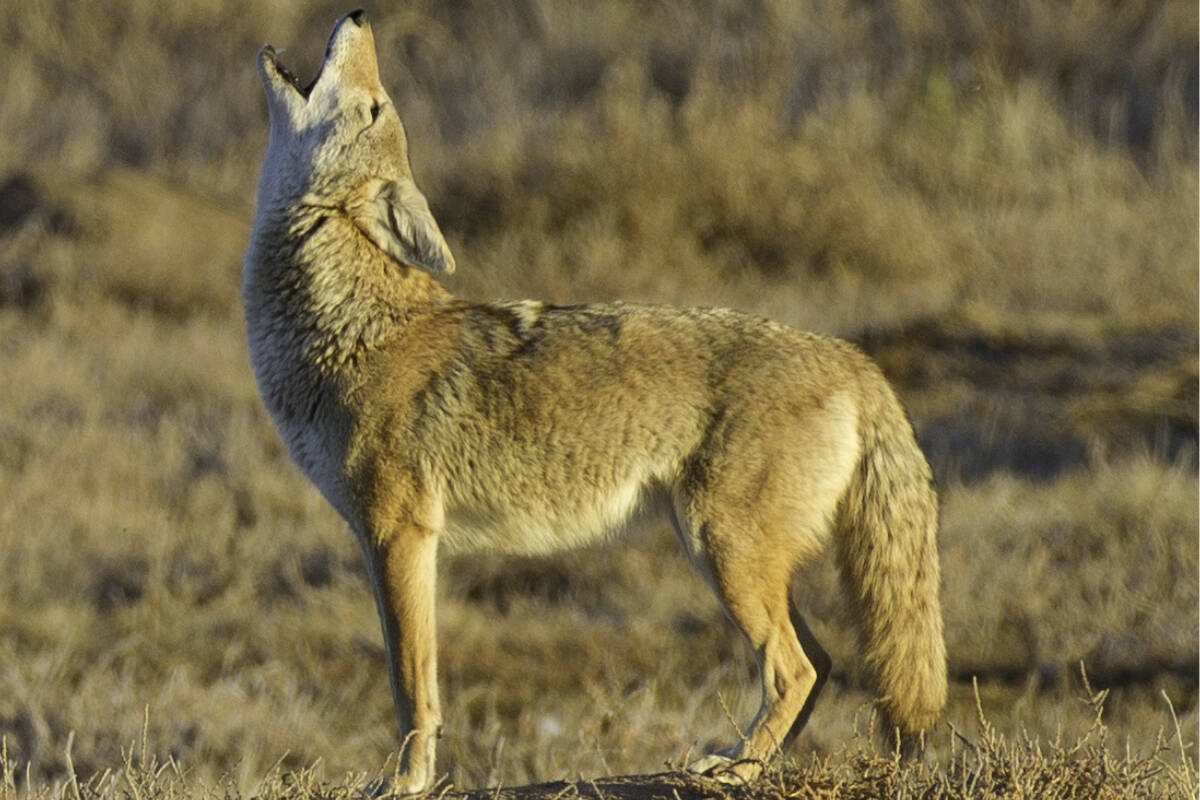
[276,407,350,517]
[245,320,355,520]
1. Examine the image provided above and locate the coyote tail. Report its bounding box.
[835,379,947,743]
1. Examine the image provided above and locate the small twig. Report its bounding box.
[63,731,82,800]
[587,777,607,800]
[675,743,696,772]
[715,690,747,746]
[1078,660,1094,698]
[393,731,419,787]
[1,736,13,800]
[122,746,144,800]
[971,675,987,730]
[431,773,455,799]
[140,705,150,772]
[947,721,978,752]
[1162,689,1194,789]
[261,749,292,790]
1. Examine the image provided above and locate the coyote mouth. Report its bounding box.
[264,45,321,99]
[263,11,363,102]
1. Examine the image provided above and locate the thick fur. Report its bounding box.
[245,11,947,793]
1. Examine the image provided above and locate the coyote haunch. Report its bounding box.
[245,9,947,793]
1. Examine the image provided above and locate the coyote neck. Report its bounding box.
[245,202,452,375]
[243,202,453,430]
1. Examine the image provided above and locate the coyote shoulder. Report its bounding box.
[246,10,947,794]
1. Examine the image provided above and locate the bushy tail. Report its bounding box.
[835,376,947,743]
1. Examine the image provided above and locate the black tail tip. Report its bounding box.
[348,9,367,26]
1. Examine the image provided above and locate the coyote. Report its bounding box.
[246,10,946,793]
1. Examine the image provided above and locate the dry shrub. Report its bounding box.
[2,684,1194,799]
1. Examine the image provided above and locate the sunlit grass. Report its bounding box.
[0,1,1194,797]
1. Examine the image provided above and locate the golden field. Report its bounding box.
[0,1,1196,797]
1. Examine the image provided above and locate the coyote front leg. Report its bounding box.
[365,522,441,794]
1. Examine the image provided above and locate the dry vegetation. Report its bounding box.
[0,1,1196,798]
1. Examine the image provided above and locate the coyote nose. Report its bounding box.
[348,9,367,26]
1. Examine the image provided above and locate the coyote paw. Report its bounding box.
[687,753,763,785]
[391,770,433,797]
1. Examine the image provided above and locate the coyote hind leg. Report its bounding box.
[785,601,831,744]
[678,513,831,783]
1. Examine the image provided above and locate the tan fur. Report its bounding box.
[245,11,947,793]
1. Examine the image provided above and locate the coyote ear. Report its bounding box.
[352,179,456,276]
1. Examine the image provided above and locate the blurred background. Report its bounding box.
[0,0,1196,793]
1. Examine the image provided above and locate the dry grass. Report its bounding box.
[0,1,1196,797]
[1,685,1195,800]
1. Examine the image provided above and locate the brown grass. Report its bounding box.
[0,1,1196,798]
[2,687,1196,800]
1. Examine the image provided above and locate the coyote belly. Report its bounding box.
[439,474,654,555]
[245,10,947,794]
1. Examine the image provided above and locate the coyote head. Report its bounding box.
[255,9,454,275]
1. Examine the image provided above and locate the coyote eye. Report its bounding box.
[369,100,382,123]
